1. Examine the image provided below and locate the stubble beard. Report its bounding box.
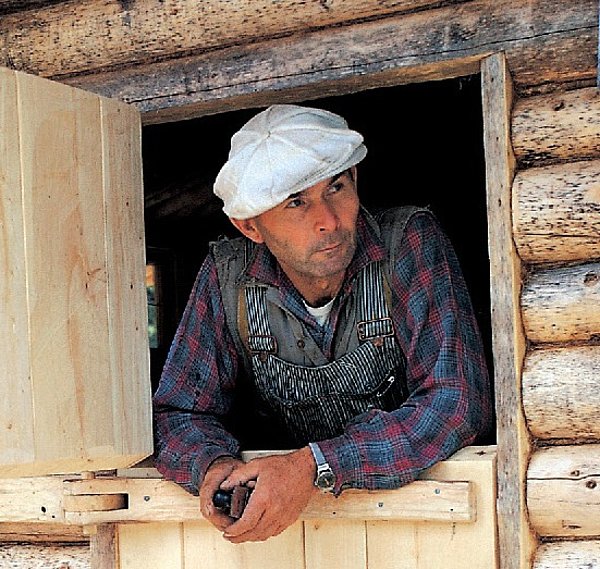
[301,229,357,279]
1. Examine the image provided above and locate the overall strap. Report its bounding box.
[210,236,255,370]
[244,285,278,358]
[355,261,394,344]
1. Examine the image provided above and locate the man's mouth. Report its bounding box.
[316,242,342,254]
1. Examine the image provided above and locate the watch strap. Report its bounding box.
[308,442,327,467]
[308,442,336,492]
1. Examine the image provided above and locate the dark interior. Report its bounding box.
[142,74,495,439]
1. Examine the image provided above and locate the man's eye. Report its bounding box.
[328,182,345,194]
[286,197,304,208]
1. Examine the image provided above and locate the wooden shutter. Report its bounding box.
[0,66,152,476]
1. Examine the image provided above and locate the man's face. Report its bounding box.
[233,169,360,289]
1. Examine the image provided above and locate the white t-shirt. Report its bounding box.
[304,297,335,326]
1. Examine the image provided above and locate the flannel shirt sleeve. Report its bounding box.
[318,212,492,494]
[152,255,242,495]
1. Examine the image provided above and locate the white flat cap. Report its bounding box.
[213,104,367,219]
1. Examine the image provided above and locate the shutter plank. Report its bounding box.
[0,68,35,467]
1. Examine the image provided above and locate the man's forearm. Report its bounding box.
[153,409,241,495]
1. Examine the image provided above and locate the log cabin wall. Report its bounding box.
[514,87,600,568]
[0,1,598,568]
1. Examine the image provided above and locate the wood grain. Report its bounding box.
[0,0,463,78]
[513,159,600,264]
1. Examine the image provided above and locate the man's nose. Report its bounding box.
[314,200,339,233]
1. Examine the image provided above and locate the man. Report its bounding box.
[153,104,491,544]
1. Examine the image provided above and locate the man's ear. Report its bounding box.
[229,217,265,244]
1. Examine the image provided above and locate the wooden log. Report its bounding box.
[533,540,600,569]
[49,0,596,123]
[0,522,86,543]
[513,159,600,264]
[521,262,600,343]
[523,346,600,440]
[0,0,68,13]
[0,0,464,78]
[508,26,597,95]
[90,525,118,569]
[513,87,600,166]
[528,445,600,537]
[481,54,537,569]
[0,475,67,524]
[3,0,595,85]
[70,49,484,125]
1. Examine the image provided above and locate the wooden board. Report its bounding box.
[90,525,117,569]
[183,521,306,569]
[305,520,367,569]
[18,65,113,467]
[112,446,497,569]
[481,53,536,569]
[102,96,151,461]
[0,446,496,567]
[365,447,499,569]
[61,478,474,525]
[0,66,152,477]
[0,67,35,468]
[118,524,182,569]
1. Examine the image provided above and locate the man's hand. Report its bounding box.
[220,446,317,543]
[199,456,245,531]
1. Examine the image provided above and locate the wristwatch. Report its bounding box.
[308,442,336,492]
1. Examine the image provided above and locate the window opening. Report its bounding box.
[144,246,177,390]
[146,262,160,349]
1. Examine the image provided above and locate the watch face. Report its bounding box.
[317,470,336,490]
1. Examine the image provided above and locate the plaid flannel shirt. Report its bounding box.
[153,210,492,495]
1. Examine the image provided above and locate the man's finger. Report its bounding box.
[222,500,265,538]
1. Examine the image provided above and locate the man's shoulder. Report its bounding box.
[367,205,433,246]
[209,234,248,264]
